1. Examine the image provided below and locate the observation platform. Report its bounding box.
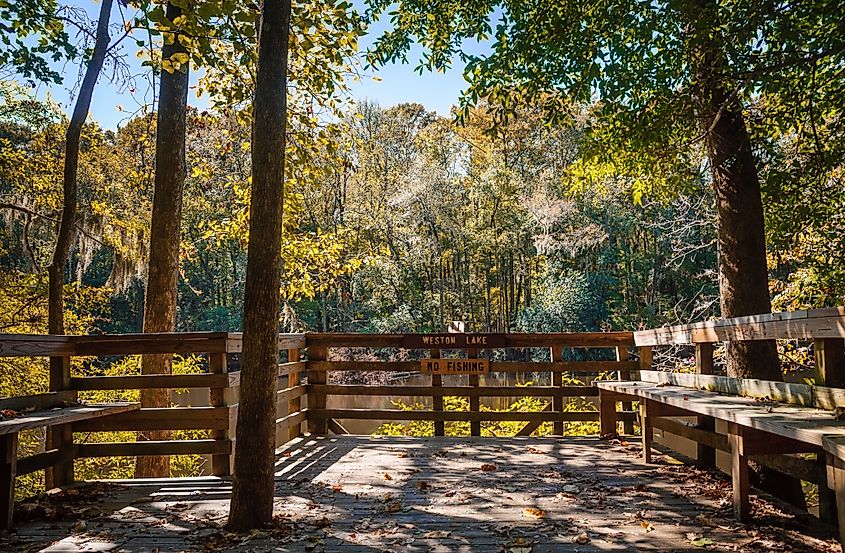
[3,309,845,551]
[3,435,837,552]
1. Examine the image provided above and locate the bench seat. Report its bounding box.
[596,379,845,547]
[1,402,139,529]
[0,402,139,435]
[596,380,844,449]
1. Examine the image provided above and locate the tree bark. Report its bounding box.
[686,1,780,382]
[136,1,190,478]
[228,0,291,531]
[683,0,802,508]
[47,0,113,336]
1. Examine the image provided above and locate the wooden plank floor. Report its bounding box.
[2,436,840,552]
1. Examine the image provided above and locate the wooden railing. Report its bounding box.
[0,332,306,485]
[304,331,644,436]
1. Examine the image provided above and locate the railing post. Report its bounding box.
[637,346,652,377]
[552,346,564,436]
[695,343,716,468]
[307,346,328,435]
[287,348,302,441]
[468,347,480,436]
[616,346,633,435]
[209,352,231,476]
[430,349,444,437]
[815,338,844,524]
[816,338,845,388]
[47,355,74,488]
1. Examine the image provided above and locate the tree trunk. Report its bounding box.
[228,0,291,531]
[136,1,190,479]
[686,2,780,382]
[47,0,113,336]
[45,0,113,491]
[684,0,802,508]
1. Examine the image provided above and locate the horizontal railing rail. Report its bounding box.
[634,307,845,345]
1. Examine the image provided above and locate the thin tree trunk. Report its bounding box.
[136,1,190,478]
[47,0,113,336]
[44,0,113,492]
[228,0,291,530]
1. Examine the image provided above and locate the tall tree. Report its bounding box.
[228,0,291,530]
[682,0,779,379]
[48,0,114,337]
[137,1,190,478]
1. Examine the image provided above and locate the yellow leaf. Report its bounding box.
[171,52,189,65]
[521,507,546,519]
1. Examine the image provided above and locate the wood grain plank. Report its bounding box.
[308,360,639,373]
[304,332,635,348]
[0,391,76,411]
[72,406,227,432]
[307,408,633,423]
[71,373,227,390]
[76,439,230,457]
[0,403,139,435]
[309,384,597,397]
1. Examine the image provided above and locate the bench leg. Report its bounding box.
[727,425,751,522]
[830,456,845,548]
[1,432,18,530]
[47,423,74,488]
[697,415,716,468]
[598,390,617,436]
[640,401,653,463]
[819,453,838,525]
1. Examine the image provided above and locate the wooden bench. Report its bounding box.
[596,374,845,544]
[0,394,138,529]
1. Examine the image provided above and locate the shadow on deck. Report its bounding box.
[3,436,839,552]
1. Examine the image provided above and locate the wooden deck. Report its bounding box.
[2,436,839,552]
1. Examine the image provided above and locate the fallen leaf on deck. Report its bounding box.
[383,473,393,481]
[480,463,497,472]
[522,507,546,519]
[641,521,655,532]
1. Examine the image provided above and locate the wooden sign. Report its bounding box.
[402,333,506,349]
[420,358,489,375]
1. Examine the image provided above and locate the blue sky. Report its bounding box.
[33,1,481,130]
